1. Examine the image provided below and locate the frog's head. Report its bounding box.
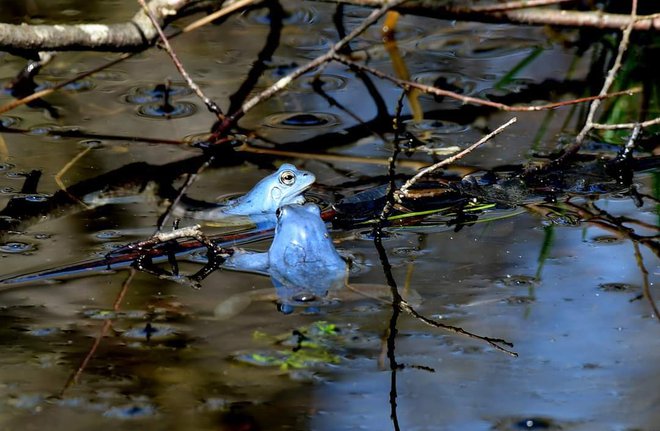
[249,164,316,213]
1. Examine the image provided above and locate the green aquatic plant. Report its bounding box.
[233,321,344,371]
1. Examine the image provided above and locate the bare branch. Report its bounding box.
[317,0,660,31]
[0,0,194,51]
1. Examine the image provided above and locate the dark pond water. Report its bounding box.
[0,1,658,430]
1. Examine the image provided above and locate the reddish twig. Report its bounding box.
[332,54,640,113]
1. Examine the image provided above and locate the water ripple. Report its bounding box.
[0,241,35,253]
[263,112,340,129]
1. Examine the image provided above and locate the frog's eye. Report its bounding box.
[279,170,296,186]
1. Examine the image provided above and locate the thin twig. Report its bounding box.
[54,146,92,209]
[396,117,517,200]
[182,0,256,33]
[60,268,136,395]
[592,116,660,130]
[632,241,659,322]
[137,0,223,118]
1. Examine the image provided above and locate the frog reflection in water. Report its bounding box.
[222,203,347,313]
[175,164,316,221]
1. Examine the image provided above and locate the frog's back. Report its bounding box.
[269,203,346,285]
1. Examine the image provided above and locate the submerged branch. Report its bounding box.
[60,268,136,395]
[400,301,518,356]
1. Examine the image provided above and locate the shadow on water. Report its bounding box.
[0,0,659,430]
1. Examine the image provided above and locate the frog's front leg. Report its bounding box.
[222,250,270,274]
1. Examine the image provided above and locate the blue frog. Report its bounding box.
[177,164,315,220]
[223,202,348,313]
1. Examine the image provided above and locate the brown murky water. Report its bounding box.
[0,1,658,430]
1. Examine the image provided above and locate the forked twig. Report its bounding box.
[213,0,407,135]
[562,0,638,156]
